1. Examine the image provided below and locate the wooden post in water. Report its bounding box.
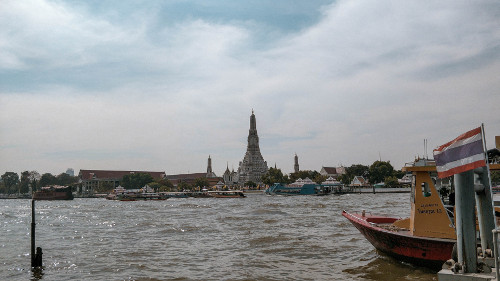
[30,199,43,268]
[31,199,35,268]
[454,170,477,273]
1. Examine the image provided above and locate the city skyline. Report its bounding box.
[1,0,500,176]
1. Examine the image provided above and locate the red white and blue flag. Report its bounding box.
[433,127,486,178]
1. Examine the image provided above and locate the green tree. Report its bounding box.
[156,178,174,188]
[121,173,155,189]
[155,178,174,191]
[95,182,115,193]
[245,181,257,188]
[289,170,320,183]
[159,185,171,192]
[194,178,209,189]
[491,170,500,185]
[28,171,41,192]
[384,176,399,188]
[262,167,287,185]
[1,172,20,194]
[20,171,31,194]
[368,161,394,184]
[39,173,57,187]
[393,169,406,179]
[148,182,161,192]
[339,164,369,185]
[178,181,192,191]
[313,174,327,184]
[57,173,78,186]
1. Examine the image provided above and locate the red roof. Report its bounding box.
[79,170,166,180]
[165,173,208,181]
[353,176,366,184]
[322,167,338,174]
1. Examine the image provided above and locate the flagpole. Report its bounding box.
[482,124,500,281]
[476,123,497,263]
[481,123,494,193]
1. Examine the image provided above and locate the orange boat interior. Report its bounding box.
[386,162,500,240]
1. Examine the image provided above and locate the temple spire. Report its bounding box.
[250,110,257,131]
[237,110,268,185]
[294,153,300,173]
[207,155,215,177]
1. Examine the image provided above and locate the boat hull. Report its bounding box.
[33,191,74,200]
[342,210,455,269]
[109,192,168,201]
[208,191,246,198]
[265,183,332,196]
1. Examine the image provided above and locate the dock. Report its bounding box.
[341,187,411,194]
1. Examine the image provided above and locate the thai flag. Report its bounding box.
[433,127,486,178]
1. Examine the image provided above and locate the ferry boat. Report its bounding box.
[106,186,167,201]
[115,192,167,201]
[33,185,74,200]
[162,192,190,199]
[207,190,246,198]
[265,178,336,196]
[343,158,500,269]
[190,191,212,198]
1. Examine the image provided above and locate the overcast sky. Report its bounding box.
[1,0,499,176]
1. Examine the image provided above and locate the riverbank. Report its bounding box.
[344,187,411,193]
[0,187,410,199]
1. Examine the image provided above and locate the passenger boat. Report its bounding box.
[343,158,500,269]
[162,192,190,199]
[265,178,335,196]
[207,190,246,198]
[189,191,212,198]
[106,186,167,201]
[33,185,74,200]
[115,192,167,201]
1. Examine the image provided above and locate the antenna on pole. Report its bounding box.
[424,139,427,159]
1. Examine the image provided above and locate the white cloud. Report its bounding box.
[1,0,500,176]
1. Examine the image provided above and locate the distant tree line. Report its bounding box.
[3,166,498,194]
[112,172,179,192]
[262,160,407,188]
[0,171,79,194]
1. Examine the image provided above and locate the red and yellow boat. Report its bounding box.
[343,160,500,269]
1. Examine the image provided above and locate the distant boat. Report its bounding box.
[207,190,246,198]
[116,192,167,201]
[265,178,337,196]
[33,186,74,200]
[190,191,212,198]
[162,192,190,199]
[106,186,167,201]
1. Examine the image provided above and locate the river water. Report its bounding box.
[1,193,437,281]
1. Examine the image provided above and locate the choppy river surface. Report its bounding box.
[1,193,438,281]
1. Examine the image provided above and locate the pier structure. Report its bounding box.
[438,167,499,279]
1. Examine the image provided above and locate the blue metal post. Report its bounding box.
[454,170,477,273]
[474,166,496,256]
[493,229,500,280]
